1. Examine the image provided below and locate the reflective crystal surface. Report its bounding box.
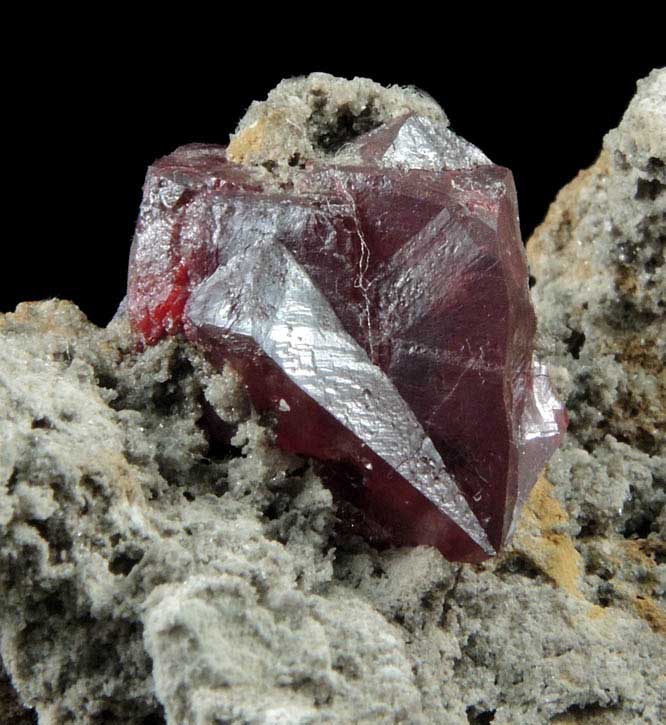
[127,114,567,562]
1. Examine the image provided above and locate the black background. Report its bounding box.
[6,34,662,326]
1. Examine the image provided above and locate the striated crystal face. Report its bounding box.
[127,113,566,562]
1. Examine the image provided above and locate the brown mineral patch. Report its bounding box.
[615,265,638,297]
[621,539,659,568]
[633,595,666,636]
[612,334,666,447]
[617,332,663,377]
[227,118,270,165]
[632,537,666,564]
[618,541,666,635]
[511,476,584,598]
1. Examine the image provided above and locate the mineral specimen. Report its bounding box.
[127,77,566,561]
[3,71,664,725]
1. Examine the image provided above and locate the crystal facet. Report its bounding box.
[127,113,566,562]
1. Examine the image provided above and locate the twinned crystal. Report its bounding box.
[127,85,566,562]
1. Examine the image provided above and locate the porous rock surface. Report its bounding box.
[528,67,665,623]
[227,72,447,168]
[1,71,665,724]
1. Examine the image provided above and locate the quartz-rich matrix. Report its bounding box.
[128,73,565,562]
[1,71,665,724]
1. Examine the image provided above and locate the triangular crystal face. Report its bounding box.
[348,113,492,171]
[126,115,566,562]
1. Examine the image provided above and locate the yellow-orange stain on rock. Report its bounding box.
[512,476,584,598]
[620,540,666,636]
[633,595,666,636]
[511,477,666,635]
[227,118,270,165]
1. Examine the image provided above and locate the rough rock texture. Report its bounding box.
[529,67,666,628]
[227,72,447,169]
[1,71,665,724]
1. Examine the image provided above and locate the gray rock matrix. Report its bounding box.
[1,71,664,724]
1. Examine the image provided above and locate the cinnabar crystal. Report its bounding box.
[127,111,566,562]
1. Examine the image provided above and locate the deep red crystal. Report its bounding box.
[127,116,566,562]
